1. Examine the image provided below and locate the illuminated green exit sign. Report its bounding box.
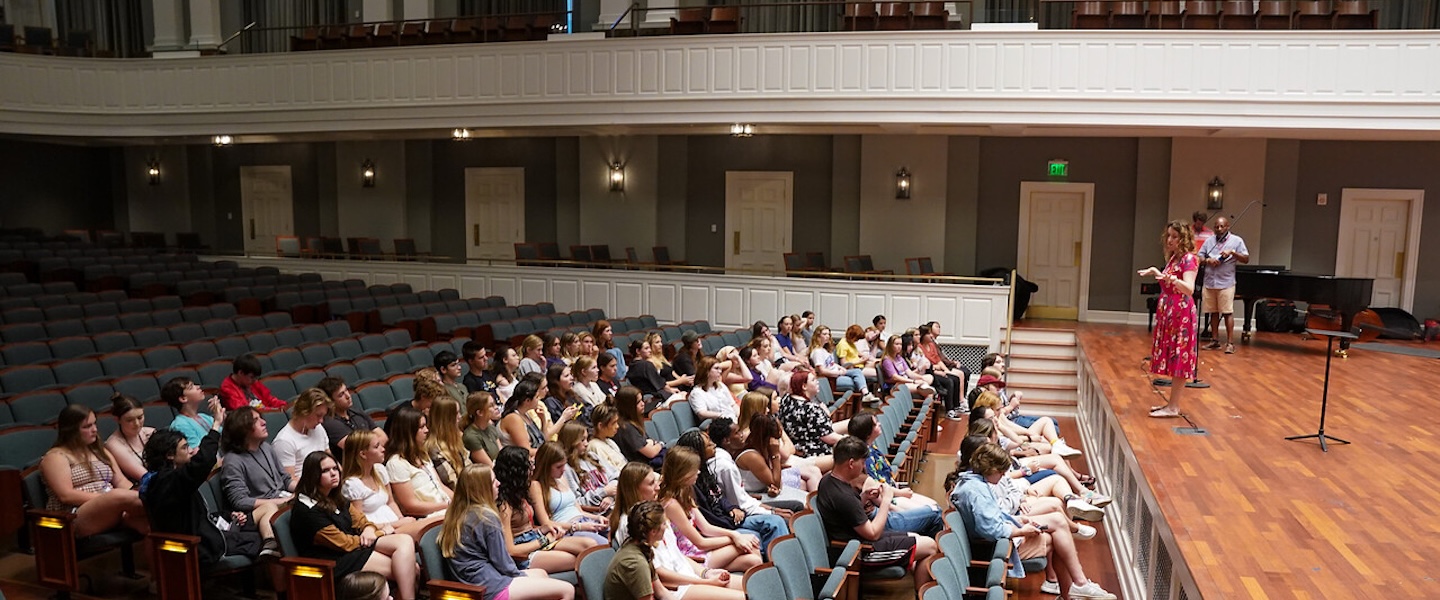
[1048,160,1068,178]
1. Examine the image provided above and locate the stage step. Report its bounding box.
[1005,326,1080,411]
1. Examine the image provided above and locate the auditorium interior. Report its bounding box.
[2,0,1439,599]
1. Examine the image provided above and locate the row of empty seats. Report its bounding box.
[0,25,108,57]
[288,14,564,52]
[276,235,431,261]
[514,243,685,268]
[841,2,951,31]
[668,7,742,34]
[0,309,298,366]
[1072,0,1378,29]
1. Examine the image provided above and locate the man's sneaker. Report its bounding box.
[1040,580,1061,595]
[1066,497,1105,522]
[1073,523,1097,540]
[946,408,965,420]
[1085,492,1113,508]
[259,537,282,559]
[1052,438,1082,458]
[1203,341,1222,350]
[1069,581,1118,599]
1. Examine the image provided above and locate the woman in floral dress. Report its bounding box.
[1139,220,1198,418]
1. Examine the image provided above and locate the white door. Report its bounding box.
[239,166,295,256]
[1017,182,1094,321]
[464,168,526,261]
[725,171,793,273]
[1336,189,1424,312]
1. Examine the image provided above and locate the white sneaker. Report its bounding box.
[1073,523,1097,540]
[1052,438,1082,458]
[1069,581,1118,599]
[1085,492,1113,508]
[1040,580,1061,595]
[1066,498,1105,522]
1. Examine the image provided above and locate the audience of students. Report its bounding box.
[35,303,1103,600]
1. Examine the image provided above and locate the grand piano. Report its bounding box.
[1235,265,1374,350]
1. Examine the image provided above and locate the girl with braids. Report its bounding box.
[426,395,470,489]
[440,464,575,600]
[290,451,418,600]
[494,446,591,573]
[557,422,613,514]
[500,372,579,457]
[341,429,440,542]
[585,402,628,481]
[103,394,154,483]
[658,447,761,575]
[40,405,148,537]
[609,464,745,600]
[529,441,607,545]
[605,501,669,600]
[384,407,452,518]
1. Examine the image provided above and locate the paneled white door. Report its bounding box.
[1017,182,1094,321]
[1336,189,1424,311]
[725,171,793,274]
[465,168,525,261]
[240,166,294,256]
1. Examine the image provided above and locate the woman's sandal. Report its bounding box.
[1076,473,1097,489]
[1149,407,1180,418]
[1149,403,1170,412]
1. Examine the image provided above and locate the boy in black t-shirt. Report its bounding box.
[815,436,937,571]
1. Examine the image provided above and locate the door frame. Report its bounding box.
[1336,188,1424,313]
[724,171,794,273]
[464,167,526,261]
[1016,181,1095,321]
[239,165,294,257]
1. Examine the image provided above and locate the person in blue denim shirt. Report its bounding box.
[950,443,1116,600]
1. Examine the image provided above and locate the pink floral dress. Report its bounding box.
[1150,253,1199,378]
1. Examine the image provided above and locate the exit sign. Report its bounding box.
[1048,160,1068,177]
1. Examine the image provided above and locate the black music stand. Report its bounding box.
[1285,328,1355,452]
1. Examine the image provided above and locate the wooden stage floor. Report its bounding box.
[1077,322,1440,599]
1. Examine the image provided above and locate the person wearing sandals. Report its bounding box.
[1139,220,1199,418]
[1198,216,1248,355]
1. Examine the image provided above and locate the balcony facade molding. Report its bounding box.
[3,30,1438,138]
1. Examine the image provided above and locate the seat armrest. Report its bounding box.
[818,566,847,600]
[428,579,488,599]
[832,538,861,567]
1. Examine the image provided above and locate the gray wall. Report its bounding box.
[429,137,562,263]
[976,137,1142,312]
[681,135,835,267]
[21,133,1440,317]
[1293,140,1440,313]
[0,140,119,232]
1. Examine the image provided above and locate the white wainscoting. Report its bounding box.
[4,31,1440,137]
[231,257,1011,348]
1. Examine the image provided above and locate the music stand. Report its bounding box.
[1285,328,1356,452]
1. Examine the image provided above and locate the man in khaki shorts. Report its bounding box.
[1198,216,1249,353]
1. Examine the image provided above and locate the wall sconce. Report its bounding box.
[895,167,912,199]
[145,159,161,186]
[608,162,625,192]
[1206,176,1225,210]
[452,128,472,141]
[729,123,755,138]
[361,159,376,188]
[212,134,233,147]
